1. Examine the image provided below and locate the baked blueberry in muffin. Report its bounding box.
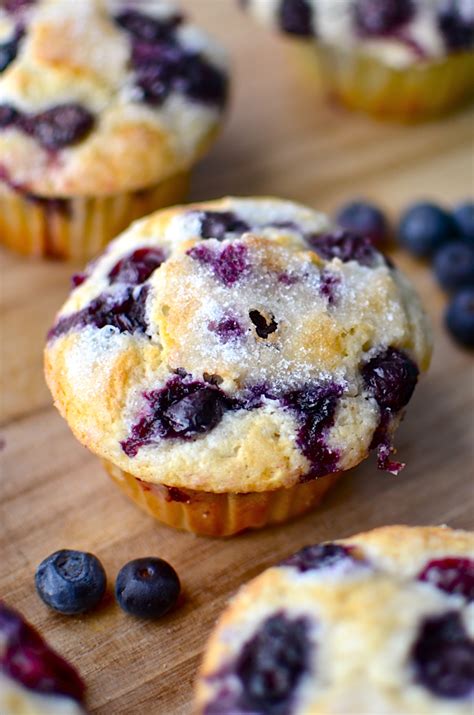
[0,0,229,259]
[44,197,431,536]
[195,525,474,714]
[0,601,86,714]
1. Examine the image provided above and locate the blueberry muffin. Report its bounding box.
[241,0,474,121]
[0,0,228,260]
[195,525,474,714]
[0,601,86,715]
[44,197,432,536]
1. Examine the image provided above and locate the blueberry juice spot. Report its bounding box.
[47,286,150,341]
[192,210,250,241]
[319,270,341,305]
[412,611,474,699]
[206,613,311,715]
[0,601,85,701]
[418,558,474,601]
[208,314,245,343]
[187,242,249,286]
[282,383,343,479]
[354,0,414,37]
[3,0,36,13]
[282,543,358,572]
[108,247,165,285]
[249,310,278,339]
[121,374,235,456]
[307,230,378,267]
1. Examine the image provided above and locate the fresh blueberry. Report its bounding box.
[398,202,458,257]
[354,0,414,36]
[412,611,474,699]
[445,288,474,348]
[437,0,474,51]
[282,543,357,572]
[0,602,85,701]
[453,202,474,244]
[35,550,106,615]
[434,242,474,291]
[418,558,474,601]
[336,200,388,244]
[235,613,310,712]
[115,557,180,619]
[279,0,313,36]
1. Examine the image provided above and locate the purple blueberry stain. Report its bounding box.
[411,611,474,699]
[282,382,343,479]
[418,558,474,601]
[3,0,36,13]
[319,270,341,305]
[208,314,245,343]
[108,247,165,285]
[206,612,311,715]
[307,230,379,267]
[187,242,249,286]
[0,601,85,701]
[249,310,278,339]
[282,543,359,572]
[47,286,150,341]
[121,374,236,456]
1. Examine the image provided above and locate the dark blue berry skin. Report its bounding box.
[445,288,474,348]
[398,202,458,258]
[336,200,388,244]
[115,557,180,619]
[279,0,313,36]
[35,550,106,615]
[354,0,414,36]
[453,202,474,244]
[434,242,474,292]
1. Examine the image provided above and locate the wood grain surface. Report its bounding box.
[1,1,473,713]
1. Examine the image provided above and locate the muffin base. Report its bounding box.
[297,44,474,122]
[0,171,189,261]
[103,460,341,537]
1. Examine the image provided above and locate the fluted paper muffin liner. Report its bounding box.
[0,171,189,261]
[297,44,474,122]
[103,460,341,537]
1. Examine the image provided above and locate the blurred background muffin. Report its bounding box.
[0,0,229,260]
[240,0,474,121]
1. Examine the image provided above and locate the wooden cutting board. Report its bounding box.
[1,1,473,713]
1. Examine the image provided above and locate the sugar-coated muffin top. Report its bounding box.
[242,0,474,68]
[0,0,228,197]
[0,602,86,715]
[44,197,432,493]
[195,525,474,715]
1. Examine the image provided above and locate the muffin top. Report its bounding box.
[0,0,228,197]
[44,197,432,493]
[195,525,474,715]
[242,0,474,68]
[0,601,86,715]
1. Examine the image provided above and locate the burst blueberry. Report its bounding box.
[108,247,165,285]
[434,242,474,291]
[115,10,183,41]
[0,30,23,74]
[412,611,474,699]
[418,558,474,601]
[35,550,106,615]
[362,347,419,412]
[336,200,388,244]
[115,557,180,619]
[398,202,457,257]
[235,613,310,713]
[282,543,357,572]
[445,288,474,348]
[437,0,474,51]
[279,0,313,36]
[307,230,378,267]
[354,0,414,36]
[195,210,250,240]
